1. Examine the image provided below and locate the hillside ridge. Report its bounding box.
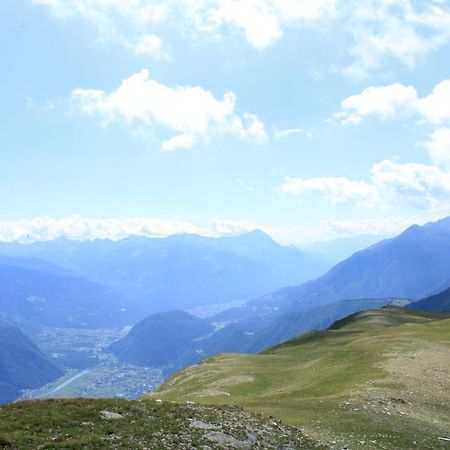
[155,307,450,450]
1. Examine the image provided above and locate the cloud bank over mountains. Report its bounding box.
[0,214,441,246]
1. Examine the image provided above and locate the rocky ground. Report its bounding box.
[0,398,325,449]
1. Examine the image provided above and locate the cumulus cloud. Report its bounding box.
[200,0,337,49]
[372,159,450,209]
[161,134,197,151]
[337,79,450,170]
[35,0,450,75]
[279,159,450,210]
[34,0,169,57]
[423,127,450,168]
[416,79,450,125]
[344,0,450,77]
[337,83,418,125]
[280,176,379,207]
[34,0,336,52]
[72,69,266,149]
[337,78,450,125]
[132,33,167,58]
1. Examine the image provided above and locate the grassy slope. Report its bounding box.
[155,307,450,450]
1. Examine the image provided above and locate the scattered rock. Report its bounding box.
[190,420,219,431]
[81,421,94,426]
[205,431,252,449]
[100,410,124,420]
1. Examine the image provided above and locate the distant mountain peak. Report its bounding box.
[235,229,275,242]
[397,223,422,239]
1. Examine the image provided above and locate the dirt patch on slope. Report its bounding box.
[198,375,255,397]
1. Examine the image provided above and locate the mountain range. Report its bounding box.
[2,217,450,386]
[109,217,450,372]
[220,216,450,324]
[411,285,450,312]
[0,263,137,329]
[0,231,330,315]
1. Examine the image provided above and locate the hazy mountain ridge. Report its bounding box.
[220,217,450,325]
[0,264,136,329]
[0,255,77,277]
[0,231,331,313]
[302,234,388,262]
[410,286,450,312]
[109,217,450,372]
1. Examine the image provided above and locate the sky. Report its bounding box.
[1,0,450,245]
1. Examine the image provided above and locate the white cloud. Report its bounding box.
[279,159,450,210]
[423,128,450,168]
[34,0,169,57]
[72,69,266,149]
[345,0,450,77]
[208,218,256,235]
[372,159,450,209]
[274,127,312,139]
[337,79,450,172]
[34,0,169,30]
[2,214,447,246]
[34,0,337,51]
[203,0,337,49]
[132,33,166,58]
[0,215,202,243]
[34,0,450,75]
[162,133,197,151]
[338,83,418,124]
[280,176,379,207]
[268,215,442,245]
[338,78,450,125]
[416,79,450,124]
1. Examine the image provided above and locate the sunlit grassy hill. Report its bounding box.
[155,307,450,450]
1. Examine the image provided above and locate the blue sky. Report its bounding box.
[1,0,450,244]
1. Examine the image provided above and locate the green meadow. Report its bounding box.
[155,307,450,449]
